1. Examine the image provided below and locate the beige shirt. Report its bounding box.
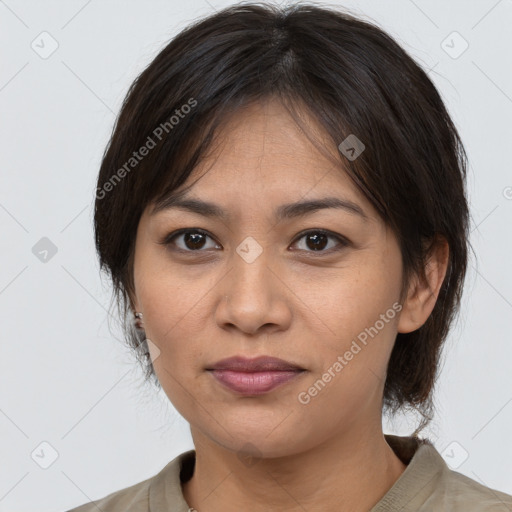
[65,434,512,511]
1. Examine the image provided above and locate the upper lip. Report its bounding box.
[207,356,305,372]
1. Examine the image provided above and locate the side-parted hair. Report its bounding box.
[94,1,471,434]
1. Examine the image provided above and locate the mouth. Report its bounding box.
[206,355,306,395]
[207,369,305,395]
[206,355,305,372]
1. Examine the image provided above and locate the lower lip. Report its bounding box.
[208,370,304,395]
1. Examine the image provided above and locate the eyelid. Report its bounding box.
[158,228,220,251]
[158,227,350,254]
[290,228,350,253]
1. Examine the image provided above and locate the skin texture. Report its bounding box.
[131,98,449,512]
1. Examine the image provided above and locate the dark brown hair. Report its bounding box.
[94,1,472,434]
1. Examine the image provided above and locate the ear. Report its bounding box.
[129,291,144,330]
[397,236,450,334]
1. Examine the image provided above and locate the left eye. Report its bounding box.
[292,229,349,253]
[160,228,348,254]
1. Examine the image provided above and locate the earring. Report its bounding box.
[134,311,143,329]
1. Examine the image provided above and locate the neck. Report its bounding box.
[182,425,407,512]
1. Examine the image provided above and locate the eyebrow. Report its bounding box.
[151,193,369,223]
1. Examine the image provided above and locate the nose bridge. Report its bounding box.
[216,235,289,335]
[230,235,274,301]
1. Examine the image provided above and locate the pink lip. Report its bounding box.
[209,369,305,395]
[207,355,304,372]
[206,355,306,395]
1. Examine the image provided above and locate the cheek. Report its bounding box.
[142,283,208,416]
[137,270,214,373]
[296,281,401,426]
[301,263,402,411]
[313,260,401,342]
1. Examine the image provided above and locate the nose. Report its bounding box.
[215,249,292,337]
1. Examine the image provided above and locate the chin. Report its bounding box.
[206,423,312,460]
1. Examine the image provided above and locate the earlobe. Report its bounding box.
[128,290,141,323]
[134,311,144,329]
[397,236,450,334]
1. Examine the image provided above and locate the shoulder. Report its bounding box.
[62,449,195,512]
[436,466,512,511]
[414,439,512,510]
[64,474,151,512]
[381,435,512,511]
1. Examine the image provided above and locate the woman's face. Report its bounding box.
[132,99,411,457]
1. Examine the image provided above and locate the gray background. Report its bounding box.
[1,0,511,510]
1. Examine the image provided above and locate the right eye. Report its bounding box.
[158,228,221,252]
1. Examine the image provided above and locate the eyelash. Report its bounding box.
[158,228,350,256]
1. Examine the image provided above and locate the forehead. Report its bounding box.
[156,99,372,215]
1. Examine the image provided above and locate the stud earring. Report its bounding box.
[134,311,143,329]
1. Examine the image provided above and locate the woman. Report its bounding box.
[67,2,512,511]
